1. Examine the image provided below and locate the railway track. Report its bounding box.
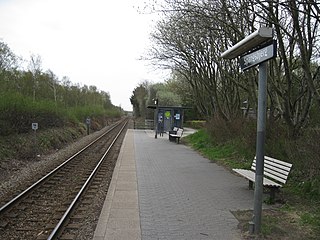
[0,118,129,239]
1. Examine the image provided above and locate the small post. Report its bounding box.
[249,221,255,234]
[86,117,91,135]
[154,98,158,139]
[32,123,38,156]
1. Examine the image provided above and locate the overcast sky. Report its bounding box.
[0,0,169,111]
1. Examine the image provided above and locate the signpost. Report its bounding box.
[86,117,91,135]
[221,27,276,234]
[154,99,159,139]
[240,41,277,71]
[32,122,38,131]
[32,123,38,156]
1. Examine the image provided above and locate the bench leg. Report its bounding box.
[269,187,278,204]
[249,181,254,190]
[177,137,180,144]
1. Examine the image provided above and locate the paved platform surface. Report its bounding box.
[93,129,141,240]
[94,129,256,240]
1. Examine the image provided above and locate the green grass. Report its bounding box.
[184,129,251,169]
[300,212,320,227]
[261,214,281,236]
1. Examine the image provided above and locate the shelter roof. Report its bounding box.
[147,105,191,110]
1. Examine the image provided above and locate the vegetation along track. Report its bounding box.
[0,118,129,240]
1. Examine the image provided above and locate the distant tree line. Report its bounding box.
[136,0,320,137]
[0,41,122,135]
[130,79,199,120]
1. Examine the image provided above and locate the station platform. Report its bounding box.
[93,129,255,240]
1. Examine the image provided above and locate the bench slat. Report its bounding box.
[253,157,292,172]
[264,161,291,174]
[252,157,292,184]
[169,129,183,137]
[263,171,287,184]
[252,163,290,183]
[254,157,292,172]
[265,156,292,168]
[252,166,287,184]
[252,163,290,179]
[233,156,292,187]
[233,169,282,187]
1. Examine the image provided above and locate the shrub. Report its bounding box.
[184,120,206,129]
[0,92,122,136]
[0,92,65,135]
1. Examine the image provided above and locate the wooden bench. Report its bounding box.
[169,128,184,143]
[233,156,292,202]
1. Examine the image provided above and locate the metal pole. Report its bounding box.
[253,61,267,234]
[86,124,90,135]
[154,99,158,139]
[155,107,158,139]
[33,128,37,156]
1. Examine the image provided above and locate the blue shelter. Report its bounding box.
[147,106,190,136]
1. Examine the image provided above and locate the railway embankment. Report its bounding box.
[0,118,120,202]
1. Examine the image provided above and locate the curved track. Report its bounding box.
[0,119,128,239]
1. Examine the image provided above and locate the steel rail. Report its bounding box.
[0,120,124,213]
[47,120,128,240]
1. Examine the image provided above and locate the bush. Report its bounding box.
[283,129,320,200]
[205,116,256,159]
[0,92,65,135]
[184,120,206,129]
[0,92,122,136]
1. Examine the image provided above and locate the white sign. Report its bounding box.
[240,40,277,71]
[32,123,38,130]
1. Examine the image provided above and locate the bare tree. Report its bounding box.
[252,0,320,136]
[46,69,59,106]
[147,0,320,136]
[0,41,18,72]
[28,54,42,102]
[149,0,261,119]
